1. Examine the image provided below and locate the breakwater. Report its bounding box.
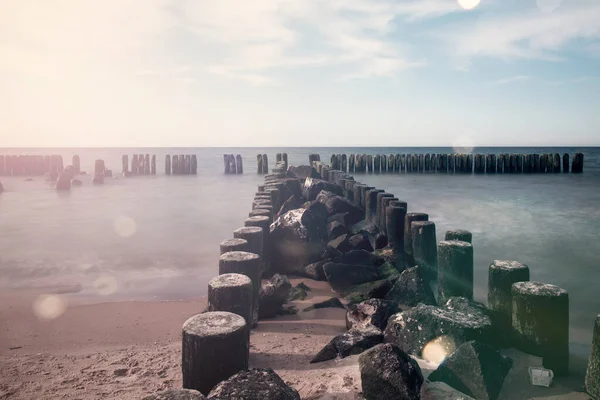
[319,152,585,174]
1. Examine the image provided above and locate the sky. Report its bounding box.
[1,0,599,147]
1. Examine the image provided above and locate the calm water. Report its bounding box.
[1,147,599,358]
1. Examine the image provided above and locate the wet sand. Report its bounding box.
[0,279,591,399]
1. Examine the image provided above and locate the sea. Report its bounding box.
[1,146,599,362]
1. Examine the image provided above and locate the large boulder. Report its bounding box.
[276,195,303,219]
[385,266,436,307]
[273,178,303,202]
[359,343,424,400]
[326,220,348,241]
[421,382,475,400]
[428,341,512,400]
[348,234,374,252]
[207,368,300,400]
[258,274,292,319]
[327,234,351,253]
[301,260,329,281]
[323,263,385,292]
[311,326,383,363]
[384,304,493,357]
[339,250,384,266]
[316,191,365,225]
[341,277,397,305]
[287,165,320,179]
[327,212,350,227]
[269,205,328,274]
[303,178,343,201]
[346,299,399,331]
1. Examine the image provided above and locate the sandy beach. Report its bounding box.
[0,277,592,400]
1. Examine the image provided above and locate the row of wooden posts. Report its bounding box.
[165,154,198,175]
[121,154,157,176]
[0,154,73,177]
[256,153,288,175]
[223,154,243,174]
[325,152,585,174]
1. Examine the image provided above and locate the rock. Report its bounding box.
[296,282,311,291]
[326,221,349,241]
[428,341,512,400]
[421,382,475,400]
[384,304,493,357]
[311,326,383,363]
[348,234,374,252]
[143,389,207,400]
[269,207,327,274]
[321,246,343,261]
[444,297,491,320]
[303,178,344,201]
[316,191,365,225]
[301,260,328,281]
[207,368,300,400]
[276,178,303,203]
[258,274,292,319]
[385,266,436,307]
[276,195,303,219]
[288,284,309,301]
[359,343,424,400]
[287,165,320,179]
[300,201,329,239]
[339,250,384,266]
[113,368,128,376]
[327,212,350,226]
[327,234,350,253]
[346,299,399,331]
[374,233,388,249]
[341,277,397,305]
[56,171,72,190]
[71,179,82,186]
[323,263,386,292]
[303,297,345,312]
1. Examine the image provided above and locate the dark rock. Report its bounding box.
[277,178,303,203]
[321,246,343,260]
[348,234,374,252]
[258,274,292,320]
[270,207,327,274]
[384,304,493,357]
[286,165,320,179]
[296,282,311,291]
[143,389,207,400]
[339,250,384,266]
[359,343,424,400]
[288,284,308,301]
[301,260,328,281]
[326,221,349,241]
[278,305,298,315]
[327,212,350,226]
[303,178,344,201]
[341,277,397,305]
[323,263,386,292]
[327,234,350,253]
[316,191,365,225]
[374,233,388,249]
[346,299,399,331]
[71,179,82,186]
[300,201,329,240]
[350,219,378,236]
[385,266,436,307]
[276,195,303,219]
[428,341,512,400]
[207,368,300,400]
[444,297,492,320]
[311,326,383,363]
[303,297,345,311]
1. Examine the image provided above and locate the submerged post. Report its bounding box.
[236,155,243,174]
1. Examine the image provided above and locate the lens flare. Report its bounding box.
[33,294,68,321]
[452,135,475,154]
[422,336,456,365]
[94,275,119,296]
[114,215,136,237]
[457,0,480,10]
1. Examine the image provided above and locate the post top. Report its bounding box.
[512,281,568,297]
[491,260,528,271]
[209,273,252,288]
[234,226,262,236]
[439,240,472,249]
[183,311,246,336]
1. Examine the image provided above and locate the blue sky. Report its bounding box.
[1,0,599,147]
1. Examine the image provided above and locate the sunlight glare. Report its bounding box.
[457,0,481,10]
[33,294,68,321]
[422,336,456,365]
[94,275,119,296]
[452,135,475,154]
[114,215,137,237]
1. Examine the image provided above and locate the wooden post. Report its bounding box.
[445,229,472,243]
[512,282,569,375]
[365,189,384,222]
[374,155,381,174]
[0,156,5,176]
[262,154,269,174]
[358,185,374,210]
[349,154,355,173]
[191,155,198,174]
[367,155,373,173]
[172,154,179,175]
[563,154,570,173]
[586,315,600,398]
[488,260,530,327]
[517,154,523,173]
[533,154,540,173]
[122,155,129,175]
[93,159,105,184]
[219,251,261,327]
[448,154,455,173]
[424,154,431,173]
[417,154,424,172]
[282,153,288,170]
[236,155,243,174]
[224,155,231,174]
[437,240,473,304]
[553,154,561,173]
[245,216,270,273]
[466,154,473,174]
[208,274,253,326]
[71,155,80,174]
[220,238,249,254]
[404,213,429,266]
[143,154,150,174]
[150,155,156,175]
[411,221,438,281]
[540,153,547,173]
[386,205,407,261]
[376,193,395,230]
[132,154,139,174]
[573,153,584,173]
[182,312,249,395]
[341,154,347,172]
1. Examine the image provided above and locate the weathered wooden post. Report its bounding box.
[573,153,584,173]
[533,154,540,173]
[358,185,374,210]
[397,154,404,173]
[378,196,398,233]
[282,153,288,169]
[497,154,505,173]
[219,251,261,327]
[277,153,282,163]
[382,154,388,173]
[348,154,355,173]
[182,311,249,395]
[224,155,231,174]
[539,153,547,173]
[172,154,179,175]
[445,229,472,243]
[466,154,473,173]
[412,154,418,172]
[404,213,429,266]
[191,155,198,174]
[411,221,437,281]
[208,274,253,326]
[474,154,482,174]
[236,155,243,174]
[365,189,384,222]
[437,240,473,304]
[553,154,561,173]
[586,315,600,398]
[376,192,395,229]
[512,282,569,375]
[394,154,401,173]
[56,171,72,191]
[93,159,105,184]
[424,154,431,173]
[448,154,455,173]
[417,154,423,172]
[509,154,516,173]
[374,155,381,174]
[132,154,139,174]
[143,154,150,174]
[545,154,554,173]
[523,155,531,173]
[517,154,523,173]
[386,205,407,264]
[387,154,394,172]
[488,260,530,328]
[431,154,438,172]
[262,154,269,174]
[233,227,264,271]
[220,238,249,254]
[257,154,264,174]
[121,155,129,175]
[245,216,270,273]
[367,155,373,173]
[150,155,156,175]
[405,154,412,172]
[563,153,570,173]
[70,155,80,175]
[5,155,12,176]
[341,154,347,172]
[0,156,4,176]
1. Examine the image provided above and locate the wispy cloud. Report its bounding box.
[489,75,531,86]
